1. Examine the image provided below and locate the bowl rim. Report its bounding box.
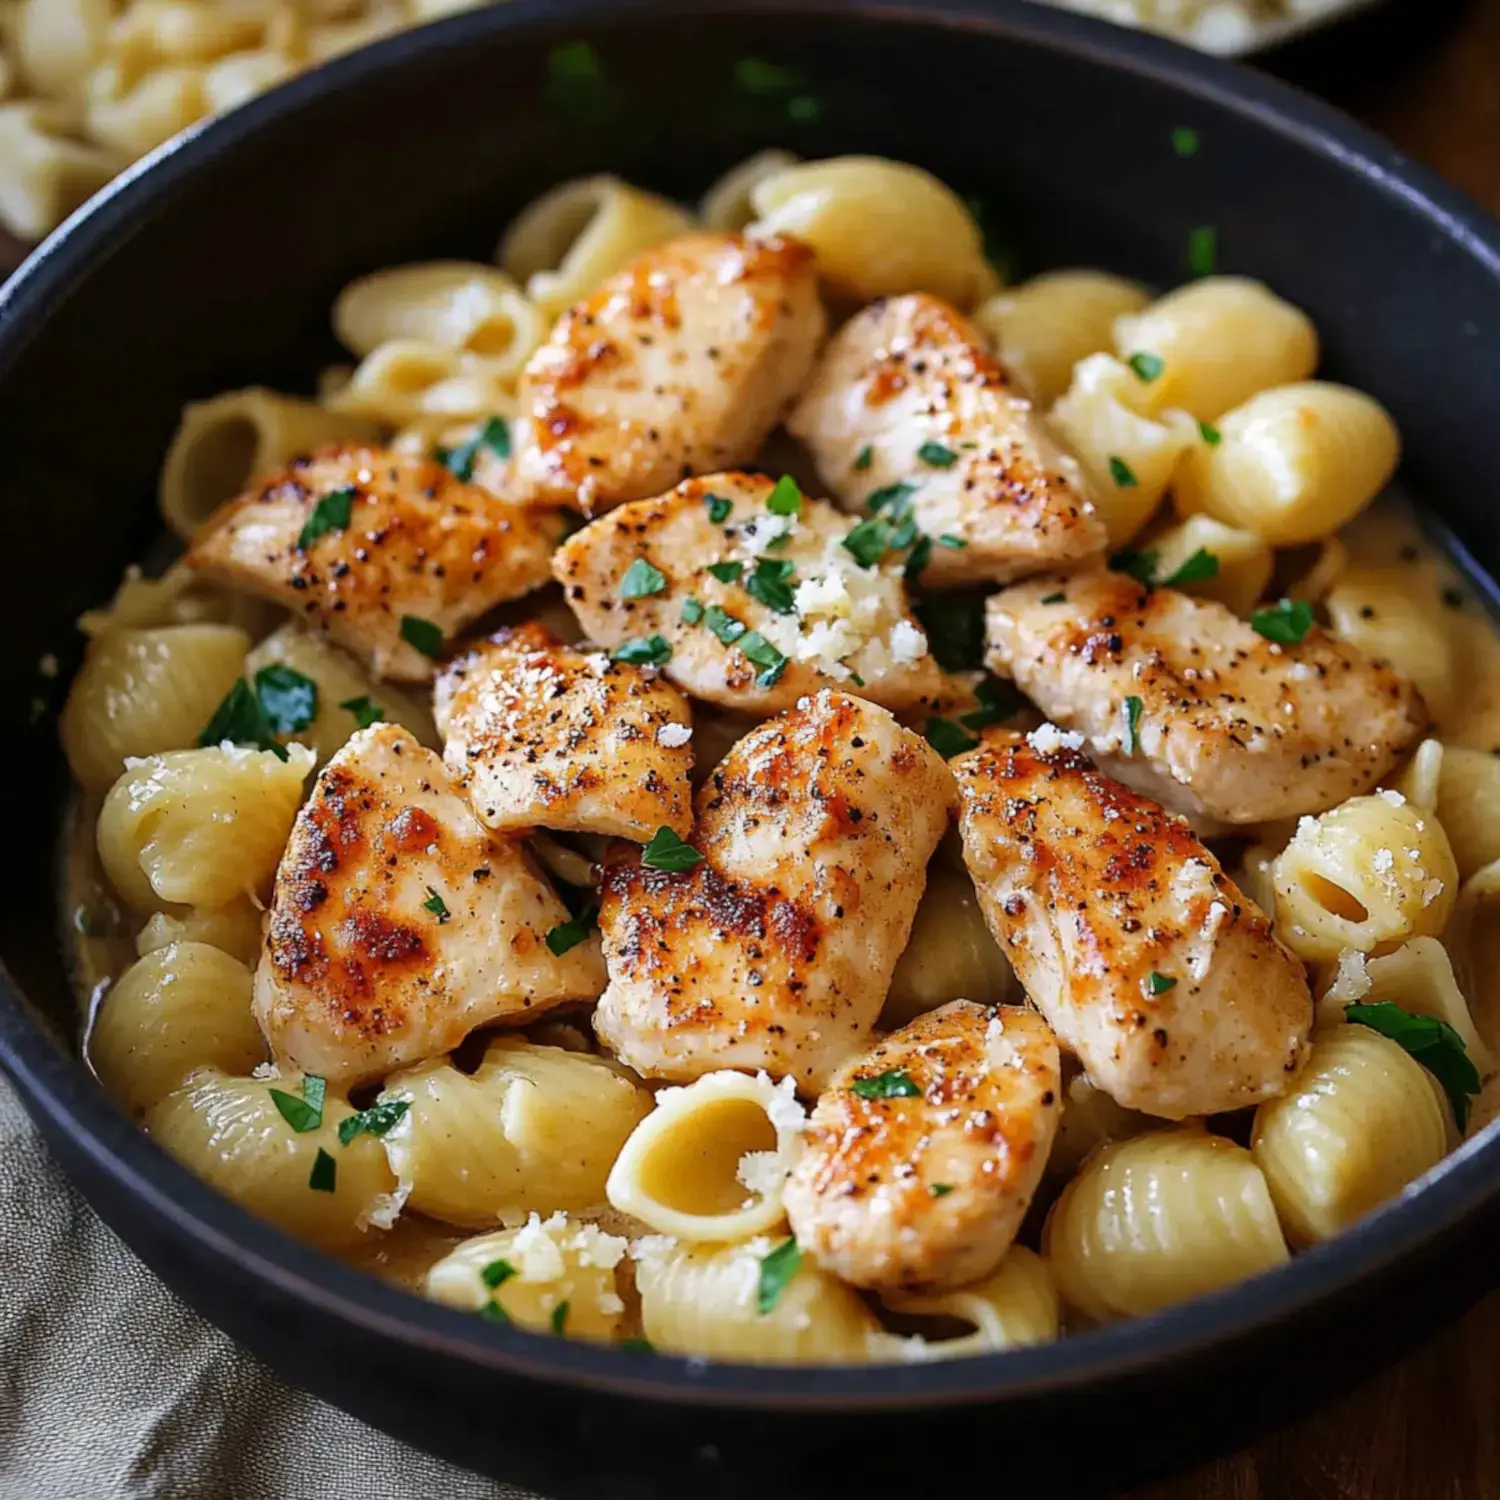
[4,0,1500,1412]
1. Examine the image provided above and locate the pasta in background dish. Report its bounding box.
[53,147,1500,1366]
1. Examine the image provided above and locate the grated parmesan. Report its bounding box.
[1027,722,1087,753]
[656,722,692,749]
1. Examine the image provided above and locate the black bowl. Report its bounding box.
[4,3,1500,1495]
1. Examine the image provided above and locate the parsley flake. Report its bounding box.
[1041,591,1067,605]
[787,94,822,123]
[1198,419,1222,446]
[931,1183,955,1198]
[961,677,1022,730]
[198,679,288,761]
[479,1299,511,1324]
[842,517,891,569]
[269,1074,325,1133]
[1172,126,1200,158]
[619,557,668,598]
[1122,695,1144,756]
[611,635,673,666]
[422,887,451,924]
[734,55,800,92]
[339,695,386,730]
[1162,548,1220,587]
[619,1337,654,1354]
[400,615,444,659]
[296,487,355,550]
[546,905,597,956]
[867,481,917,518]
[1346,1001,1481,1131]
[904,533,933,582]
[1250,598,1314,645]
[482,1259,517,1290]
[705,493,733,525]
[1111,548,1159,586]
[1187,224,1218,277]
[338,1098,410,1145]
[1126,351,1165,383]
[254,664,318,735]
[738,630,787,684]
[917,440,958,468]
[547,40,611,120]
[680,598,704,625]
[766,475,803,517]
[912,593,986,672]
[551,1301,571,1335]
[440,415,511,480]
[641,826,704,873]
[853,445,874,472]
[926,718,979,759]
[1147,971,1178,996]
[703,605,746,645]
[308,1147,337,1193]
[756,1237,802,1315]
[1108,455,1139,488]
[851,1069,921,1100]
[746,558,798,615]
[938,534,967,549]
[707,560,745,584]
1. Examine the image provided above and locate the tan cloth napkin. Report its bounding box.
[0,1074,542,1500]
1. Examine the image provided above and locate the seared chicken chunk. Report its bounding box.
[986,570,1426,824]
[787,294,1106,587]
[507,233,826,516]
[953,733,1312,1119]
[553,472,957,716]
[594,690,954,1090]
[254,725,604,1085]
[188,444,564,681]
[434,622,694,842]
[785,1001,1060,1292]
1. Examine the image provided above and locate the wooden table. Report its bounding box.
[1139,3,1500,1495]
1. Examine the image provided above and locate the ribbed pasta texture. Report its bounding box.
[381,1038,652,1227]
[135,898,264,967]
[1253,1024,1450,1245]
[1044,1130,1288,1322]
[97,743,314,912]
[60,624,250,791]
[89,942,265,1118]
[1428,745,1500,879]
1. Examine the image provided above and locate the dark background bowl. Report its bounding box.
[4,2,1500,1495]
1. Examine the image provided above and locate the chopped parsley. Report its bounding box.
[1108,455,1139,489]
[1122,695,1144,755]
[964,193,1019,283]
[546,905,597,956]
[611,634,673,665]
[400,614,444,659]
[338,1098,410,1145]
[680,598,704,625]
[917,441,958,469]
[912,593,986,672]
[765,475,803,517]
[930,1183,955,1198]
[746,558,797,615]
[1172,126,1200,158]
[738,630,788,687]
[1162,548,1220,587]
[482,1259,517,1290]
[479,1299,511,1324]
[787,94,822,123]
[734,55,801,92]
[254,664,318,735]
[422,887,451,924]
[340,695,386,730]
[641,825,704,873]
[938,534,967,549]
[1041,591,1067,605]
[867,481,917,518]
[550,1301,571,1334]
[850,1068,921,1100]
[704,493,733,525]
[707,560,744,584]
[703,605,746,645]
[756,1237,802,1315]
[1346,1001,1481,1131]
[308,1147,337,1193]
[1250,598,1314,645]
[619,557,668,598]
[961,677,1022,730]
[926,718,979,759]
[842,517,891,568]
[1147,971,1178,996]
[269,1074,325,1133]
[1187,224,1218,277]
[619,1337,654,1354]
[903,533,933,582]
[439,415,511,480]
[1126,351,1165,384]
[1198,419,1222,447]
[295,486,355,550]
[547,40,611,120]
[1111,548,1158,586]
[889,516,918,551]
[197,679,287,760]
[853,445,874,472]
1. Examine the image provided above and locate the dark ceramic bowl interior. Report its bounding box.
[4,2,1500,1494]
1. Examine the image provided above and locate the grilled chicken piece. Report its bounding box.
[433,622,695,842]
[254,724,604,1085]
[787,293,1106,587]
[188,444,565,681]
[785,1001,1060,1292]
[507,233,826,517]
[553,472,957,716]
[953,732,1312,1119]
[985,570,1427,825]
[594,690,954,1090]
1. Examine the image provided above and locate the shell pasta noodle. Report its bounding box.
[0,102,118,241]
[55,144,1500,1363]
[633,1237,879,1363]
[1252,1024,1451,1246]
[381,1038,652,1227]
[605,1070,806,1241]
[1044,1131,1289,1323]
